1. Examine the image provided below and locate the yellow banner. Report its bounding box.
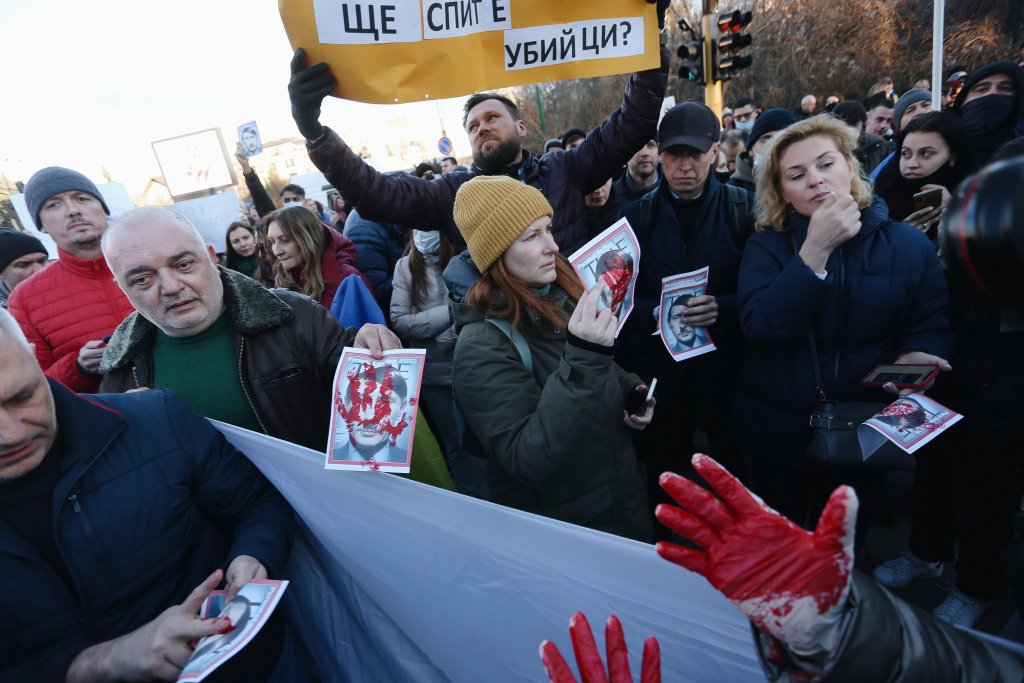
[279,0,660,104]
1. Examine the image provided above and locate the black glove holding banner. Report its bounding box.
[288,48,336,142]
[646,0,670,30]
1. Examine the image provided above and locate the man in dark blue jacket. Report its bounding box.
[0,309,293,682]
[343,207,406,311]
[618,101,754,536]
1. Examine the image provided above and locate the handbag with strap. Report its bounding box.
[805,326,916,472]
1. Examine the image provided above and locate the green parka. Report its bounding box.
[452,292,652,542]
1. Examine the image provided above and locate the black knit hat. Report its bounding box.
[561,128,587,148]
[0,228,47,272]
[23,167,110,228]
[747,108,798,150]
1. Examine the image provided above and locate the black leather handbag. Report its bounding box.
[805,328,916,472]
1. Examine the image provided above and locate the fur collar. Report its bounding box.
[101,266,293,372]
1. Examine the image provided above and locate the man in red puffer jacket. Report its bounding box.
[8,168,135,393]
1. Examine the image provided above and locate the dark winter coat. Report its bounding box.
[343,208,406,311]
[735,197,953,456]
[450,286,651,542]
[100,266,355,451]
[618,175,753,407]
[0,382,293,682]
[307,48,669,256]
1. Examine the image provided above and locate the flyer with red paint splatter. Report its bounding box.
[657,267,717,362]
[178,580,288,682]
[858,393,962,456]
[568,217,640,338]
[326,348,426,472]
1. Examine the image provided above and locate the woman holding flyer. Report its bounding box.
[264,205,371,308]
[449,176,653,542]
[735,115,953,536]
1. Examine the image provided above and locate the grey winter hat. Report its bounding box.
[892,89,932,131]
[23,167,109,228]
[658,101,720,153]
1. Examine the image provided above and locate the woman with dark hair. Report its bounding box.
[390,230,486,494]
[735,114,953,535]
[874,111,973,236]
[264,205,371,308]
[224,221,274,287]
[450,176,652,540]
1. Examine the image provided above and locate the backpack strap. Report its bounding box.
[722,183,755,249]
[485,317,533,374]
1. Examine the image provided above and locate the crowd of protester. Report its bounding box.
[2,11,1024,678]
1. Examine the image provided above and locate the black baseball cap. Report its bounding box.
[658,101,721,153]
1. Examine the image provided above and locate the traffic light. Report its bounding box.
[677,39,704,83]
[712,10,753,82]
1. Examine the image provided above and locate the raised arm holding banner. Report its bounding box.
[280,0,664,103]
[286,1,670,256]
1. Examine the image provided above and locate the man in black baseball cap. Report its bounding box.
[0,228,48,309]
[616,100,754,537]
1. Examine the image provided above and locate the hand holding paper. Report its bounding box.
[540,612,661,683]
[655,455,856,655]
[569,281,617,347]
[288,48,335,141]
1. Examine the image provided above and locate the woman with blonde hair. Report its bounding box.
[264,205,370,308]
[734,114,953,533]
[449,175,653,541]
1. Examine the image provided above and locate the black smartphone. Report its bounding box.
[861,364,939,390]
[913,188,943,211]
[626,378,658,415]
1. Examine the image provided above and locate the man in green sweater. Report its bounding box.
[98,206,400,451]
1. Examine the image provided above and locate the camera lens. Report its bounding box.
[940,156,1024,307]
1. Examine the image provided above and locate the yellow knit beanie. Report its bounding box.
[453,176,553,273]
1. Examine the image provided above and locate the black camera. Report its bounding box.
[940,155,1024,308]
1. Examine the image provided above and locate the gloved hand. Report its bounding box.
[288,48,336,142]
[655,454,856,655]
[541,612,660,683]
[646,0,670,30]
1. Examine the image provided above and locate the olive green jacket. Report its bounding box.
[452,294,652,542]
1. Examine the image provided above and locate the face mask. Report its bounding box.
[751,153,763,169]
[715,171,732,184]
[959,94,1015,132]
[735,119,754,133]
[413,230,440,255]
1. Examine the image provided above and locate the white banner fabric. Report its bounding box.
[214,422,764,682]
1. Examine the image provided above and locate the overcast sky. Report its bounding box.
[0,0,471,195]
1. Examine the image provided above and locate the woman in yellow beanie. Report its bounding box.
[450,176,653,542]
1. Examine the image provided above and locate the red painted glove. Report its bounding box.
[540,612,661,683]
[655,454,857,655]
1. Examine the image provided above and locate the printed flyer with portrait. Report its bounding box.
[857,393,963,457]
[658,267,716,361]
[326,348,426,472]
[178,580,289,682]
[569,217,640,337]
[237,121,263,157]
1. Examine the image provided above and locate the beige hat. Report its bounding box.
[453,176,553,272]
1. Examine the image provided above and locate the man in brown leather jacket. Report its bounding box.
[98,206,399,451]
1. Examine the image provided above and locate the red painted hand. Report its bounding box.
[655,454,857,654]
[540,612,660,683]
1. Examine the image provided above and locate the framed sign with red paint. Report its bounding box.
[326,347,426,472]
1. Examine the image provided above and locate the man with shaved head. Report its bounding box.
[0,307,293,681]
[99,206,400,450]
